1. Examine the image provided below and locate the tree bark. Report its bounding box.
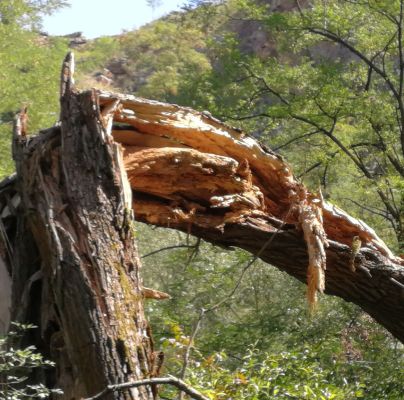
[0,57,155,398]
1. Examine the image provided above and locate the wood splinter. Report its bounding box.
[143,287,171,300]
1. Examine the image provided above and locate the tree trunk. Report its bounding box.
[1,54,404,400]
[0,56,155,399]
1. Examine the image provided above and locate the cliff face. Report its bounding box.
[231,0,353,62]
[265,0,303,12]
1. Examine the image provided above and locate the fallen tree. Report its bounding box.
[0,53,403,398]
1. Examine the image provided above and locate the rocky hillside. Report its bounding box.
[70,1,288,100]
[68,0,347,106]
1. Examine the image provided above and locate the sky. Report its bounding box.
[42,0,184,39]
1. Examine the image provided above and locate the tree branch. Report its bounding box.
[399,1,404,99]
[343,197,394,222]
[368,119,404,177]
[344,0,398,25]
[273,130,321,151]
[299,161,322,179]
[307,27,399,96]
[225,62,402,233]
[178,310,204,400]
[364,65,373,91]
[239,62,290,105]
[399,0,404,157]
[302,22,404,157]
[142,244,198,259]
[84,377,209,400]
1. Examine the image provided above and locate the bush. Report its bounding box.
[0,322,62,399]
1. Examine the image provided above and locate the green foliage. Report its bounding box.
[114,14,212,101]
[0,0,68,29]
[186,348,365,400]
[137,223,404,400]
[1,1,403,399]
[0,21,69,179]
[75,36,120,76]
[0,323,62,399]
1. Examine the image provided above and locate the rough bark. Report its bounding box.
[0,62,155,398]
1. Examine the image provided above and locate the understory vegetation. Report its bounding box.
[0,0,403,399]
[0,323,62,399]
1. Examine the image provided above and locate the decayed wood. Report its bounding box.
[92,90,403,342]
[143,287,171,300]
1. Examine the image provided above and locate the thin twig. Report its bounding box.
[297,161,323,178]
[208,205,294,315]
[273,130,321,151]
[178,309,204,400]
[142,244,198,259]
[84,376,209,400]
[0,173,17,191]
[343,198,392,221]
[184,237,201,268]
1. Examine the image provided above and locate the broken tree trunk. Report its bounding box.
[0,56,404,400]
[0,58,156,398]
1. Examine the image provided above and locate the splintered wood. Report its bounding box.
[96,90,400,309]
[297,189,328,310]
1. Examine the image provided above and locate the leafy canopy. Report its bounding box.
[0,0,68,29]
